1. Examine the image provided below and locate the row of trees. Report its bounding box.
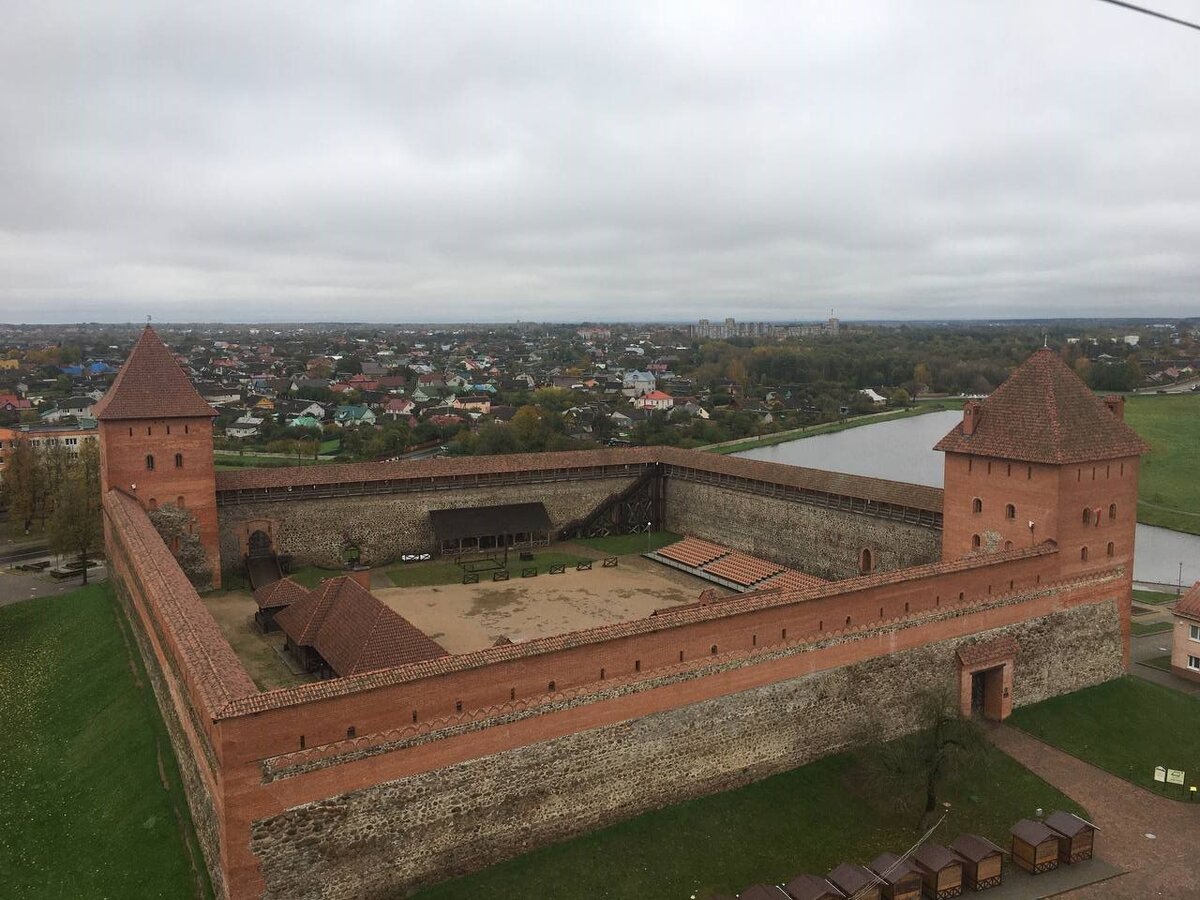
[0,439,102,583]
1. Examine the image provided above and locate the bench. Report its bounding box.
[462,572,480,585]
[493,570,510,582]
[521,567,538,578]
[548,563,566,575]
[576,561,592,571]
[602,556,619,568]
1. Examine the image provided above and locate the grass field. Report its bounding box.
[1008,677,1200,794]
[1141,655,1173,672]
[1130,620,1173,636]
[0,584,209,899]
[385,550,592,588]
[1125,394,1200,535]
[572,531,682,556]
[414,737,1081,900]
[1133,589,1178,605]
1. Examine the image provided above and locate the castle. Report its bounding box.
[98,327,1148,899]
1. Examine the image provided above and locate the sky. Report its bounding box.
[2,1,1199,324]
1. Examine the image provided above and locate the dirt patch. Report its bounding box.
[376,555,729,654]
[201,592,312,691]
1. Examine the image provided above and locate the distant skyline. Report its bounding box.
[2,1,1200,324]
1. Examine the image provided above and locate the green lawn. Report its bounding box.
[1141,655,1173,672]
[386,550,592,588]
[1126,394,1200,535]
[414,739,1081,900]
[1130,620,1173,636]
[1133,589,1179,605]
[572,531,682,556]
[1009,677,1200,793]
[0,584,209,899]
[285,564,344,589]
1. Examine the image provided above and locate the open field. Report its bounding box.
[414,735,1083,900]
[573,531,681,556]
[1125,394,1200,535]
[1130,620,1172,636]
[377,555,723,653]
[1133,588,1178,605]
[0,584,209,899]
[201,591,313,690]
[1009,677,1200,794]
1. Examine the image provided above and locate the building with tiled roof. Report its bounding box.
[1171,582,1200,683]
[252,576,310,633]
[275,576,447,678]
[93,325,216,421]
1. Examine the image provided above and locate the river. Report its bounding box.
[734,410,1199,588]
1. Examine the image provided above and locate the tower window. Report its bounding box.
[710,644,718,655]
[859,548,874,574]
[1109,503,1117,520]
[1081,546,1089,562]
[174,453,183,468]
[1005,504,1015,520]
[1082,507,1093,526]
[1107,542,1114,557]
[972,534,981,549]
[972,498,983,514]
[145,454,155,471]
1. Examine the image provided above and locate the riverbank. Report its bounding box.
[701,402,948,455]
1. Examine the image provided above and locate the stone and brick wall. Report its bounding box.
[243,593,1122,899]
[216,474,639,571]
[664,478,942,578]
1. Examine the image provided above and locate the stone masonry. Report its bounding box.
[248,601,1122,899]
[665,479,942,579]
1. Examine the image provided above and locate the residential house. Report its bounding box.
[859,388,888,405]
[451,394,492,414]
[226,415,265,438]
[1171,582,1200,682]
[334,405,376,427]
[635,390,674,412]
[383,397,416,420]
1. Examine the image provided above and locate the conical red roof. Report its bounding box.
[935,348,1150,465]
[93,326,215,420]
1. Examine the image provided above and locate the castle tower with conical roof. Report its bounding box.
[95,326,222,587]
[936,346,1150,583]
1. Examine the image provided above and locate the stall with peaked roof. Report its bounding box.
[948,834,1003,891]
[912,843,963,899]
[827,863,881,900]
[1044,810,1096,864]
[868,853,922,900]
[1010,819,1059,874]
[783,873,846,900]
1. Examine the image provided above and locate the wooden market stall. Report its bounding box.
[912,843,963,899]
[783,873,847,900]
[1044,811,1097,864]
[827,863,882,900]
[948,834,1004,891]
[1010,819,1059,874]
[868,853,923,900]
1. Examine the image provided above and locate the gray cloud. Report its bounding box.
[1,0,1199,323]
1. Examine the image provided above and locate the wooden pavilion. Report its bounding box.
[1010,819,1059,874]
[912,843,963,899]
[827,864,882,900]
[1044,811,1097,864]
[868,853,923,900]
[948,834,1004,891]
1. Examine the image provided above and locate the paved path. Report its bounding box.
[990,726,1200,898]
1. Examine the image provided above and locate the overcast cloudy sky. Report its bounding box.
[2,1,1199,323]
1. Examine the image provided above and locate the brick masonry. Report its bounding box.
[664,478,942,578]
[246,599,1123,899]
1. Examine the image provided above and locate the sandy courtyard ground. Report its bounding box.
[202,592,313,690]
[376,555,727,654]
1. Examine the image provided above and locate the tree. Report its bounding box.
[48,468,101,584]
[860,683,984,829]
[0,437,38,533]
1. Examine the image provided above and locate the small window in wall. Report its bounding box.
[148,498,157,510]
[710,644,718,655]
[1004,540,1013,551]
[599,669,605,681]
[174,453,183,468]
[904,602,909,613]
[299,735,305,749]
[1190,624,1200,642]
[547,680,556,692]
[145,454,155,471]
[147,426,152,436]
[1189,655,1200,672]
[1082,507,1093,525]
[958,591,964,600]
[781,628,787,639]
[1107,541,1114,557]
[859,548,873,574]
[678,650,684,662]
[412,710,418,723]
[510,687,516,699]
[1006,464,1012,476]
[1109,503,1117,520]
[1005,504,1015,520]
[972,534,981,549]
[972,497,983,514]
[128,427,133,437]
[634,659,641,672]
[1081,546,1089,562]
[185,424,189,434]
[819,620,823,630]
[751,634,757,646]
[968,458,973,473]
[346,726,356,739]
[455,700,463,713]
[1027,466,1032,479]
[845,616,851,627]
[166,425,171,435]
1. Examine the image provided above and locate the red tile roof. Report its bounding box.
[93,326,216,421]
[934,348,1151,465]
[703,551,784,586]
[252,576,310,611]
[275,576,447,677]
[1174,582,1200,621]
[658,536,729,568]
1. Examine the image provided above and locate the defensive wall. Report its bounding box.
[103,455,1129,898]
[213,447,945,578]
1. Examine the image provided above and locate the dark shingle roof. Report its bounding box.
[1045,810,1095,837]
[949,833,1003,862]
[93,326,216,421]
[934,348,1151,465]
[275,577,448,677]
[1011,818,1058,846]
